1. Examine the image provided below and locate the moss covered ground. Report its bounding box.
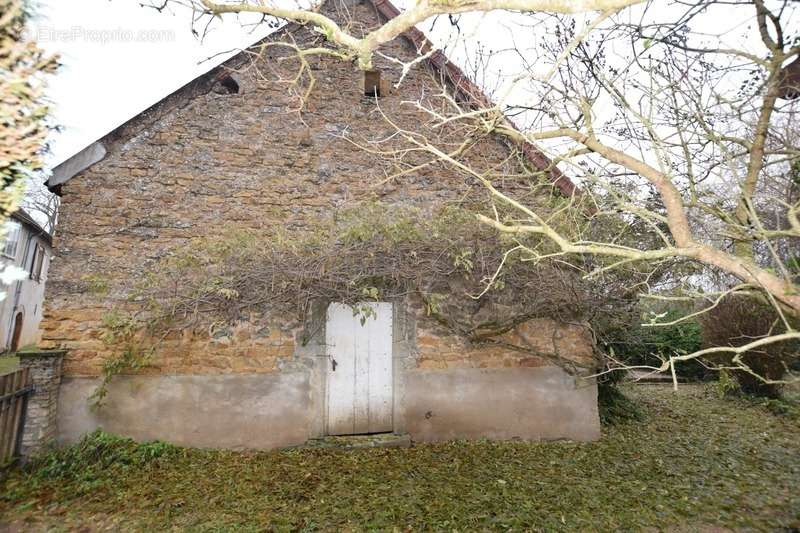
[1,385,798,531]
[0,355,18,375]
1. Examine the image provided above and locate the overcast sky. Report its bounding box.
[29,0,781,170]
[29,0,277,167]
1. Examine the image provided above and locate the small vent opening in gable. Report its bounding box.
[214,75,240,95]
[364,69,383,97]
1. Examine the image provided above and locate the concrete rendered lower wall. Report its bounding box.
[57,367,600,449]
[404,367,600,442]
[58,373,314,449]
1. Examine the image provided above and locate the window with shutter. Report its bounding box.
[29,243,45,281]
[2,221,21,259]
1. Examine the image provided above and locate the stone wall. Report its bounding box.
[43,307,298,376]
[18,350,65,456]
[416,315,596,372]
[41,0,592,378]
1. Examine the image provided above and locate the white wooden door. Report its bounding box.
[326,302,393,435]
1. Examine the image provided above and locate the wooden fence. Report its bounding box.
[0,368,32,465]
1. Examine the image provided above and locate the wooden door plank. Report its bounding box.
[326,303,357,435]
[366,303,393,433]
[352,309,371,434]
[0,372,13,463]
[9,369,27,460]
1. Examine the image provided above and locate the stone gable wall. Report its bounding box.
[41,1,594,377]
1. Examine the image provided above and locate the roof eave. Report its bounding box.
[47,141,107,192]
[11,208,53,247]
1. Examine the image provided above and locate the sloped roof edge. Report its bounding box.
[48,0,577,196]
[369,0,578,197]
[47,58,244,192]
[11,207,53,247]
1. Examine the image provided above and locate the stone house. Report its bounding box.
[42,0,601,449]
[0,208,51,352]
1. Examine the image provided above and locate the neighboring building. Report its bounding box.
[0,208,52,352]
[43,0,601,449]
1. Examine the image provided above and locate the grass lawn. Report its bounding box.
[0,355,18,375]
[1,385,798,531]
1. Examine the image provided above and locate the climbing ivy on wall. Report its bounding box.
[120,203,594,325]
[93,201,629,396]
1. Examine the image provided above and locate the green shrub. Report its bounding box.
[644,310,703,359]
[757,397,800,419]
[713,369,741,398]
[597,383,644,425]
[597,371,644,426]
[604,308,705,380]
[19,430,180,495]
